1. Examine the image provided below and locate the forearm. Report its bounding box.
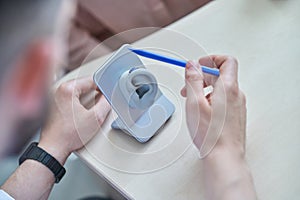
[203,148,257,200]
[1,142,69,200]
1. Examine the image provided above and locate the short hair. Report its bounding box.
[0,0,62,82]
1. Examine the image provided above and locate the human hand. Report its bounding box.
[38,76,111,164]
[181,56,256,199]
[181,56,246,158]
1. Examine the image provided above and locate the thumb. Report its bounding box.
[91,94,111,125]
[185,61,205,103]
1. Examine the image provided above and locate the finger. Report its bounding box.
[69,76,97,97]
[200,55,238,83]
[218,56,238,84]
[91,94,111,125]
[180,86,187,97]
[199,55,227,68]
[198,56,218,86]
[185,61,207,106]
[199,56,218,69]
[181,82,209,98]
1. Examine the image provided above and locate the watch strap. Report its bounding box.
[19,142,66,183]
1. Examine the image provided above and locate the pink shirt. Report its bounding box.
[67,0,210,70]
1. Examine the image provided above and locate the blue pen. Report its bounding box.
[129,48,220,76]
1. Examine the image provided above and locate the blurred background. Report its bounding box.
[0,1,211,199]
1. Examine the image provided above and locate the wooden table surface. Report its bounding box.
[59,0,300,199]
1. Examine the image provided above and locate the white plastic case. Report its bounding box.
[93,44,175,142]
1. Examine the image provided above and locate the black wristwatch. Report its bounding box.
[19,142,66,183]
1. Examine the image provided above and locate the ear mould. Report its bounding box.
[118,67,158,109]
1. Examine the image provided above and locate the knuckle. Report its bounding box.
[224,81,239,95]
[240,91,247,105]
[227,56,238,66]
[97,113,104,124]
[95,110,105,125]
[197,97,208,108]
[57,82,74,95]
[57,82,68,92]
[186,71,203,82]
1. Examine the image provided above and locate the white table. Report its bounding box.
[60,0,300,199]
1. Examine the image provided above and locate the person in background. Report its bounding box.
[66,0,211,71]
[0,1,257,200]
[0,1,110,199]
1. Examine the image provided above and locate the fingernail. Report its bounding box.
[186,61,193,69]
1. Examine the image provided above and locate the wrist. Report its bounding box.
[38,140,70,166]
[204,145,245,163]
[202,146,256,200]
[203,145,248,177]
[203,145,250,182]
